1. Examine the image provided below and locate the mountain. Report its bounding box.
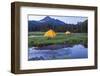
[40,16,52,21]
[40,16,66,26]
[28,16,66,32]
[28,16,88,33]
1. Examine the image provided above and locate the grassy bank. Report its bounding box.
[28,32,87,47]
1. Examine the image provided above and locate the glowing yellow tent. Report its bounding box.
[65,31,71,35]
[44,29,56,38]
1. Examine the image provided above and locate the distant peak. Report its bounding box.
[40,16,52,21]
[44,16,51,19]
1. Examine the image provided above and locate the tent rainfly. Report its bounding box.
[44,29,56,38]
[65,31,71,35]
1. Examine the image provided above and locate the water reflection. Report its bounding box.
[28,44,88,61]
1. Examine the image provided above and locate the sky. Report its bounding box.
[28,15,88,24]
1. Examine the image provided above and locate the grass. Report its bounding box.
[28,32,88,47]
[28,32,44,36]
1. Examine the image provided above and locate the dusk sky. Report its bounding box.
[28,15,88,24]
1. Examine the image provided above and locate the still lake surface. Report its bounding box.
[28,44,88,61]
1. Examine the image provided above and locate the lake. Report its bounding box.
[28,44,88,61]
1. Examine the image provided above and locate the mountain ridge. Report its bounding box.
[28,16,88,33]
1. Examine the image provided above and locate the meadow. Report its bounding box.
[28,32,87,48]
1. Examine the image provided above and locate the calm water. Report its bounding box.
[28,44,88,61]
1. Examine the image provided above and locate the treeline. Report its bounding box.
[28,20,88,33]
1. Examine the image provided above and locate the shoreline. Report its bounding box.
[30,44,87,50]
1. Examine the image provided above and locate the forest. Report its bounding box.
[28,16,88,33]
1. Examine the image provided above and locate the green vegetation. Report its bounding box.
[28,32,87,47]
[28,32,44,36]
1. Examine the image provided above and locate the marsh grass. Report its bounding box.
[28,32,87,47]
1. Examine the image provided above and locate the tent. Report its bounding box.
[65,31,71,35]
[44,29,56,38]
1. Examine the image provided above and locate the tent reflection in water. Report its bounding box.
[44,29,56,38]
